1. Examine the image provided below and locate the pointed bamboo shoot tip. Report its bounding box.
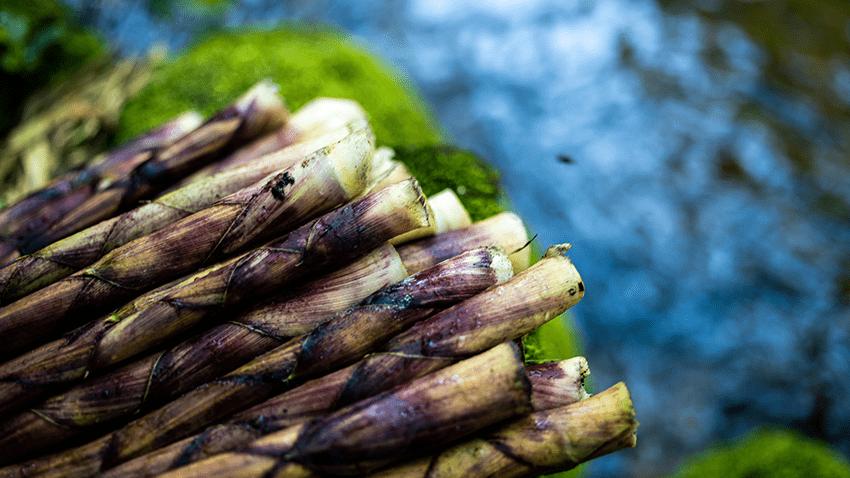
[484,212,531,272]
[175,111,204,129]
[237,80,282,111]
[289,98,368,137]
[367,148,398,187]
[390,189,471,245]
[488,247,514,284]
[544,243,573,258]
[429,189,472,234]
[328,127,376,198]
[398,179,430,228]
[568,356,591,400]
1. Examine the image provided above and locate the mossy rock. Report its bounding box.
[117,26,580,366]
[393,145,504,222]
[117,26,440,148]
[523,314,583,365]
[673,429,850,478]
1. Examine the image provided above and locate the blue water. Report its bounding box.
[68,1,850,475]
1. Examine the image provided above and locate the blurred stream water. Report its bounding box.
[68,0,850,475]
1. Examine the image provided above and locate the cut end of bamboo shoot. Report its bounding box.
[365,147,403,191]
[234,80,284,115]
[373,146,395,164]
[327,125,376,198]
[366,161,412,198]
[167,111,205,134]
[483,212,532,272]
[565,382,638,461]
[429,189,473,235]
[489,247,514,284]
[231,80,289,139]
[387,241,584,356]
[368,148,395,186]
[528,356,590,410]
[396,211,531,274]
[532,243,584,303]
[288,98,368,141]
[390,189,472,245]
[366,179,431,235]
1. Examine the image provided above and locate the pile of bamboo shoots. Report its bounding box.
[0,81,637,478]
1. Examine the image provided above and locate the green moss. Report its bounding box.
[117,26,440,148]
[523,315,583,364]
[393,145,504,221]
[673,429,850,478]
[541,468,583,478]
[0,0,103,136]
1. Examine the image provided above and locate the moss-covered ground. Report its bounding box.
[673,429,850,478]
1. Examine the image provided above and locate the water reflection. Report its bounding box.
[69,0,850,475]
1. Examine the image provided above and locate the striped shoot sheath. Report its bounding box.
[159,342,561,477]
[397,211,532,274]
[371,382,637,478]
[0,112,202,265]
[100,243,581,476]
[184,97,368,183]
[0,244,406,460]
[0,179,425,417]
[27,80,288,252]
[0,118,372,305]
[103,357,589,478]
[0,125,374,358]
[0,245,507,478]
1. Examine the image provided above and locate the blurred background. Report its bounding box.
[2,0,849,476]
